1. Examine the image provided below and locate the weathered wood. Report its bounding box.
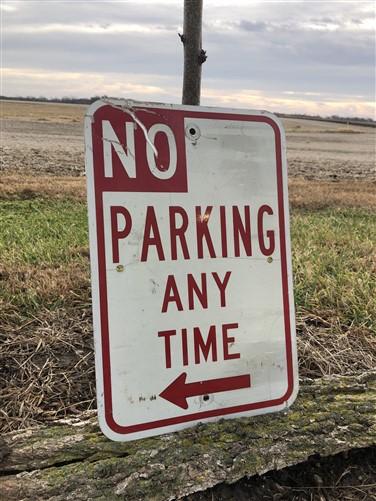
[1,372,375,501]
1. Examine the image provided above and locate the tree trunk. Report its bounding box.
[182,0,204,105]
[1,372,375,501]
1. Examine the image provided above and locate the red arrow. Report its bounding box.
[159,372,251,409]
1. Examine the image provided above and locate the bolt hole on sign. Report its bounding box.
[84,99,298,441]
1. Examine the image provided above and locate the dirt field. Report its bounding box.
[1,100,375,180]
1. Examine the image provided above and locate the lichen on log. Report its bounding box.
[1,372,375,501]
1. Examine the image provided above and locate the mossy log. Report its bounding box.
[1,372,375,501]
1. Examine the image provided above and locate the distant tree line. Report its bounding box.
[0,95,103,105]
[1,95,374,126]
[278,112,375,127]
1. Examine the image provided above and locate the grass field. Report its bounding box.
[1,200,375,330]
[0,187,375,432]
[1,99,375,499]
[1,101,375,432]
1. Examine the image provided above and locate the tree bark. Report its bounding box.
[1,372,375,501]
[182,0,204,105]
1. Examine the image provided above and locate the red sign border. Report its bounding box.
[90,105,295,436]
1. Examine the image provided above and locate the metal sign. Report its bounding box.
[85,99,298,441]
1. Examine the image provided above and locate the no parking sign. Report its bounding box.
[85,99,298,441]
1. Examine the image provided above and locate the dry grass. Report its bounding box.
[0,100,85,123]
[0,175,86,201]
[1,174,375,211]
[0,262,90,310]
[0,306,95,432]
[297,312,375,378]
[289,178,376,210]
[287,127,365,134]
[1,304,374,433]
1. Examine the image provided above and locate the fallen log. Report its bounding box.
[1,372,375,501]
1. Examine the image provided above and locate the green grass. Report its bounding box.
[0,200,375,331]
[292,209,375,330]
[0,200,89,311]
[0,199,88,265]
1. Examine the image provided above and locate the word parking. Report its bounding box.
[110,204,276,263]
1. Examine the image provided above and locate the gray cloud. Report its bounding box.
[238,20,268,32]
[2,0,375,116]
[3,1,183,32]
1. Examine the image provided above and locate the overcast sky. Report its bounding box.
[2,0,375,118]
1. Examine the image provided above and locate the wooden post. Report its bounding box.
[181,0,206,105]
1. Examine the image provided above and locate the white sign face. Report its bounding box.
[85,99,298,441]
